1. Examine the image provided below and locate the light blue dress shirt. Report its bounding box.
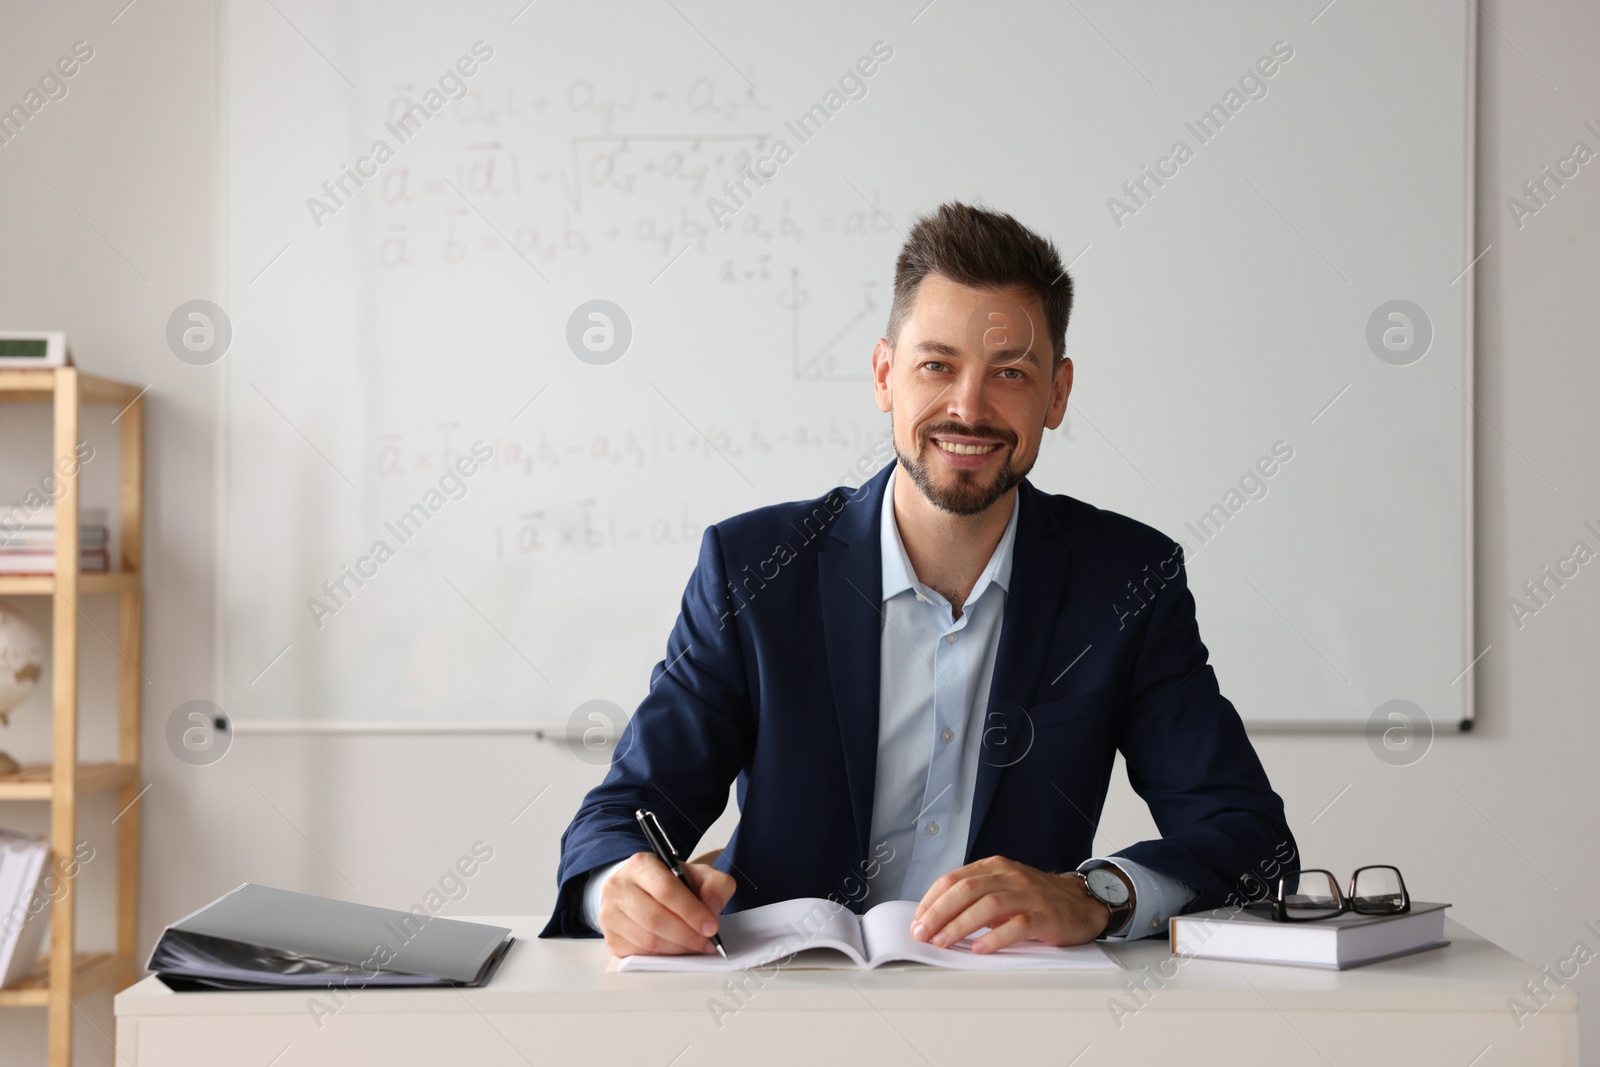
[863,465,1019,903]
[583,467,1196,939]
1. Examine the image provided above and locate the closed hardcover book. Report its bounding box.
[0,548,110,574]
[0,526,109,549]
[0,831,52,989]
[0,506,109,532]
[1170,902,1450,970]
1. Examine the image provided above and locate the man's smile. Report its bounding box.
[926,432,1010,470]
[931,437,1002,456]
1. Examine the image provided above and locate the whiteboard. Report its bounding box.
[220,0,1475,731]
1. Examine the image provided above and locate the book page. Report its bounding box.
[616,897,867,972]
[859,900,1122,971]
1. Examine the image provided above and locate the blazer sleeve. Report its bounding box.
[1108,541,1298,914]
[538,524,755,938]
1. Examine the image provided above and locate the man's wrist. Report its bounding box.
[1090,895,1113,937]
[1063,871,1119,938]
[581,858,629,933]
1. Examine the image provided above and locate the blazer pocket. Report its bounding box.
[1025,693,1111,729]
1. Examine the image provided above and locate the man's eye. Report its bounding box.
[997,368,1024,380]
[922,361,949,373]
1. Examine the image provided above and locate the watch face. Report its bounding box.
[1086,867,1130,906]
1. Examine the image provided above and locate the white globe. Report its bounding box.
[0,605,44,722]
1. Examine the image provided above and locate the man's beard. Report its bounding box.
[895,421,1033,516]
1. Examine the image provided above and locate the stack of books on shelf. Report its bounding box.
[0,505,109,574]
[0,830,51,989]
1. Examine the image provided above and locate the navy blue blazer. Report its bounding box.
[540,464,1295,938]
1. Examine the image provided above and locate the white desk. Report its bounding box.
[115,917,1577,1066]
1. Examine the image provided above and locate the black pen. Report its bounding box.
[635,808,727,959]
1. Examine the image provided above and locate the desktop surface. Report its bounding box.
[115,916,1577,1067]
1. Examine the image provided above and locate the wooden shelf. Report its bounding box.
[0,952,132,1007]
[0,572,139,596]
[0,364,144,1065]
[0,762,137,801]
[0,369,144,406]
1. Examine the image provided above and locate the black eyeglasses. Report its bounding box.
[1238,865,1410,922]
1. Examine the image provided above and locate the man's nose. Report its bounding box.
[944,368,992,427]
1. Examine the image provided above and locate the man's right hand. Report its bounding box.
[597,852,736,958]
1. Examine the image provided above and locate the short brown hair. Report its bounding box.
[886,201,1073,364]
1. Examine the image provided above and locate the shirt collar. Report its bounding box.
[879,465,1021,605]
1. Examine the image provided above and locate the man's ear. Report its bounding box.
[1043,357,1072,430]
[872,338,893,413]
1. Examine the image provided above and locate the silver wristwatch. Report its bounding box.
[1073,863,1135,938]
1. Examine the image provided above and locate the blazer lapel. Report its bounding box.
[965,479,1071,859]
[817,467,893,863]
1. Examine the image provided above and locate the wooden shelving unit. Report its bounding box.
[0,367,144,1067]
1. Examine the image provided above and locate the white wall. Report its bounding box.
[0,0,220,1061]
[0,1,1596,1063]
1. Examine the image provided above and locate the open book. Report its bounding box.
[616,897,1122,972]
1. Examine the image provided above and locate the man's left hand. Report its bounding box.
[910,855,1109,953]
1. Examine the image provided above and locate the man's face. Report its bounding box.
[872,273,1072,516]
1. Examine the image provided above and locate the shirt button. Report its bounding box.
[915,593,927,603]
[946,633,957,644]
[941,728,954,743]
[926,821,939,835]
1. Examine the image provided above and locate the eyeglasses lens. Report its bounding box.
[1351,866,1407,913]
[1281,871,1342,920]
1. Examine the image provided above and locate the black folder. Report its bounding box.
[147,883,514,992]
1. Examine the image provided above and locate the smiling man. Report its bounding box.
[541,201,1295,957]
